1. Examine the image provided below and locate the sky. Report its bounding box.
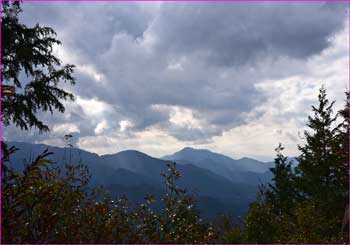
[4,2,349,161]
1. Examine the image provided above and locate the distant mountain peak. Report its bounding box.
[161,146,275,174]
[182,146,195,151]
[162,146,229,163]
[180,146,210,152]
[104,149,159,162]
[118,149,148,156]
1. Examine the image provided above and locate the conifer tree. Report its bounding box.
[296,86,338,202]
[332,92,349,201]
[243,145,297,244]
[295,86,348,240]
[333,92,349,239]
[266,143,297,215]
[1,1,75,133]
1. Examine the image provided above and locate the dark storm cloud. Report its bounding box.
[9,2,347,144]
[19,2,151,57]
[152,2,346,66]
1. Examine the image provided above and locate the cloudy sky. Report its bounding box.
[5,2,349,161]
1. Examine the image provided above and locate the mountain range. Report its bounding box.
[6,141,274,219]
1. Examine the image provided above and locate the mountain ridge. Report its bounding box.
[6,141,273,219]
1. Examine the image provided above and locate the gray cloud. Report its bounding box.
[152,2,346,66]
[19,2,151,57]
[7,2,347,147]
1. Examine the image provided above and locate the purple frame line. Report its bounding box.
[348,0,350,244]
[1,0,3,242]
[12,0,350,2]
[0,0,350,245]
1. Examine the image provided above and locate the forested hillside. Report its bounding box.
[7,141,264,219]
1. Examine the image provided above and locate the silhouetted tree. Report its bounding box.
[227,87,349,244]
[1,1,75,132]
[295,87,348,240]
[267,143,297,214]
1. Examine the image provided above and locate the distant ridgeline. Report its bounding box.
[7,141,275,219]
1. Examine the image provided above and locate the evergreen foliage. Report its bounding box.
[267,143,298,214]
[1,1,75,132]
[220,87,349,244]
